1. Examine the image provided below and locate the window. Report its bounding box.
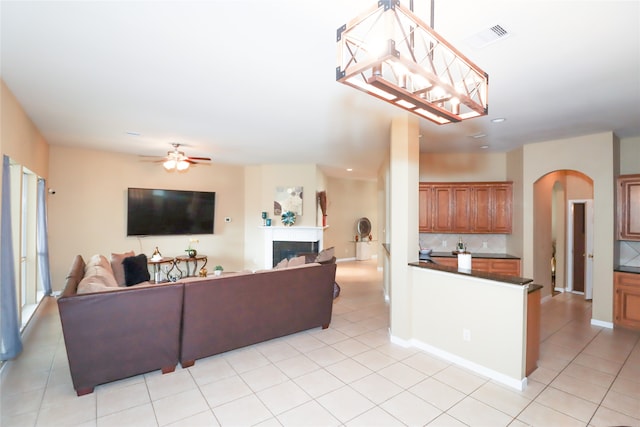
[11,164,43,329]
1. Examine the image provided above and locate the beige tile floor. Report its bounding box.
[1,259,639,426]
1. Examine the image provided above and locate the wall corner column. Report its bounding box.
[389,114,420,341]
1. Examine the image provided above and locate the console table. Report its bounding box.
[175,255,208,277]
[148,256,178,283]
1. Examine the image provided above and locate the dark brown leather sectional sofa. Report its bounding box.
[57,255,336,396]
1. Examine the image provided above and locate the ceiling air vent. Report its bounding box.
[465,24,511,49]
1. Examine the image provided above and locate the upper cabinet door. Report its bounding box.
[452,186,472,232]
[419,184,432,232]
[618,174,640,241]
[472,186,492,233]
[492,184,513,234]
[432,186,453,232]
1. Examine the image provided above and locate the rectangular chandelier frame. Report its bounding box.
[336,0,489,125]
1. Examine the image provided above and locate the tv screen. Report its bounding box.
[127,188,215,236]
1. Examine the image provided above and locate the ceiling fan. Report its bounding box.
[143,143,211,171]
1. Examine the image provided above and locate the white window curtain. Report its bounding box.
[37,178,52,296]
[1,155,23,360]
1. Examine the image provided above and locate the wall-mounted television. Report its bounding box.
[127,188,216,236]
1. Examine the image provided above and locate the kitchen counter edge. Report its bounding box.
[409,261,540,293]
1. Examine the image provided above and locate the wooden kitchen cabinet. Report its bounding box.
[431,257,521,277]
[452,186,472,232]
[473,258,520,276]
[617,174,640,241]
[526,288,541,376]
[614,272,640,330]
[419,184,432,232]
[419,181,512,234]
[433,185,454,232]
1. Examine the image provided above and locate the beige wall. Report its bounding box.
[620,136,640,174]
[324,176,377,259]
[506,147,524,258]
[411,267,527,386]
[0,80,49,179]
[48,145,246,291]
[521,132,616,323]
[389,114,420,341]
[242,164,325,271]
[419,152,507,181]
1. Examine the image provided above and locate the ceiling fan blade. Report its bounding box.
[187,156,211,161]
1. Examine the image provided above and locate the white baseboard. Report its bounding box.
[591,318,614,329]
[336,257,356,263]
[554,287,566,293]
[389,334,526,391]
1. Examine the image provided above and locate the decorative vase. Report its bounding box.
[187,249,197,257]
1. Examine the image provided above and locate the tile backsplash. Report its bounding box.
[419,234,507,254]
[618,240,640,267]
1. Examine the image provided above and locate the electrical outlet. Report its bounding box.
[463,328,471,342]
[442,240,447,247]
[482,241,488,248]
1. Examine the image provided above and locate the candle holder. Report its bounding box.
[261,211,267,226]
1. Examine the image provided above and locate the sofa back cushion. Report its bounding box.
[111,251,135,286]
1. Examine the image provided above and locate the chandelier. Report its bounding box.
[336,0,488,125]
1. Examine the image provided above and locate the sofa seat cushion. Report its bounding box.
[122,254,151,286]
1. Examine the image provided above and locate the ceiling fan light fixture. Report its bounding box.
[336,0,488,125]
[176,160,190,171]
[163,159,177,170]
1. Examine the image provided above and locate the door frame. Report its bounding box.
[566,199,594,299]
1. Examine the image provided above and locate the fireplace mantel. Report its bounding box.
[261,226,327,269]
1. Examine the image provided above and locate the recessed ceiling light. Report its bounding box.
[491,118,506,123]
[470,133,487,139]
[480,145,489,149]
[126,131,141,136]
[346,168,353,172]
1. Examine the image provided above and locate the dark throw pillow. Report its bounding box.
[122,254,150,286]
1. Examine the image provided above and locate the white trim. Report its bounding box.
[337,257,356,263]
[389,334,412,348]
[389,334,527,391]
[554,287,566,293]
[591,319,614,329]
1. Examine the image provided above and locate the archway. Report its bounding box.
[533,170,593,301]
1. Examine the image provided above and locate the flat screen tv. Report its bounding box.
[127,188,215,236]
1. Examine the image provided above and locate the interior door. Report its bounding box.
[572,203,586,293]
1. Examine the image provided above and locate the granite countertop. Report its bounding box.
[409,261,541,293]
[615,266,640,274]
[428,252,521,259]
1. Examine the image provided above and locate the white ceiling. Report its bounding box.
[2,1,639,180]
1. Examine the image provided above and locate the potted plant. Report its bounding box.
[214,265,223,276]
[186,238,199,257]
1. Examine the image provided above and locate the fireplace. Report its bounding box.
[272,241,319,267]
[261,226,325,269]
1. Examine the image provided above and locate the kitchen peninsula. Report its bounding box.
[402,260,542,390]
